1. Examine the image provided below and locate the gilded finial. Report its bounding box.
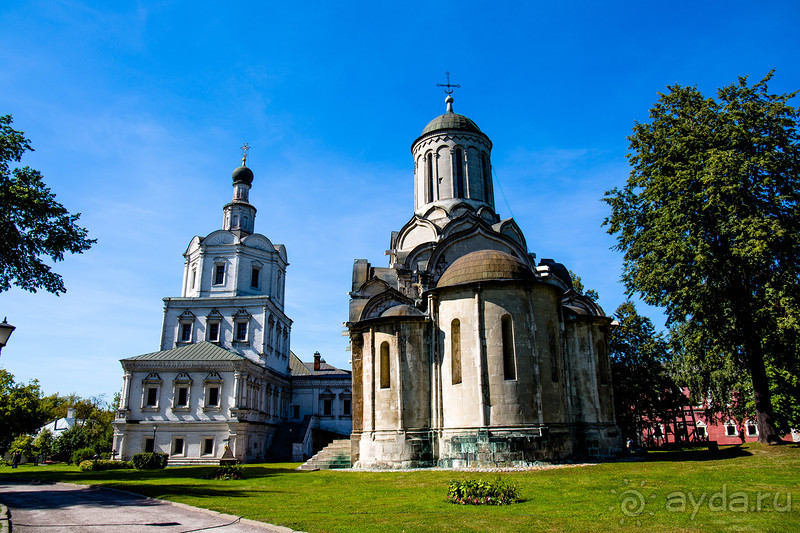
[240,142,250,166]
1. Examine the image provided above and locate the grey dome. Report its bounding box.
[421,112,483,136]
[438,250,533,288]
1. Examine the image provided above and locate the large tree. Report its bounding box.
[604,72,800,443]
[0,369,50,452]
[0,114,95,294]
[609,301,682,442]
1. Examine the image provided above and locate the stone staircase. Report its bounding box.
[297,439,351,470]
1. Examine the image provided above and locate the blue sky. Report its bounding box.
[1,1,798,401]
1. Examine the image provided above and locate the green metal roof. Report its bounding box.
[124,341,247,361]
[289,351,311,375]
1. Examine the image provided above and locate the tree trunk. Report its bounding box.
[744,338,783,444]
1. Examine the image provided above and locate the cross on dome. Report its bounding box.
[240,142,251,166]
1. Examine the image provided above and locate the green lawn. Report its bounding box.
[2,443,798,532]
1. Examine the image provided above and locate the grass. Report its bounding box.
[2,443,798,532]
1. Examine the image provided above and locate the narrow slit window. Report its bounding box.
[380,341,390,389]
[501,315,516,380]
[481,153,491,201]
[251,268,260,288]
[451,319,462,385]
[214,265,225,285]
[426,153,434,203]
[454,148,464,198]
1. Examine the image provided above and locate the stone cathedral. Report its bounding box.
[348,95,622,468]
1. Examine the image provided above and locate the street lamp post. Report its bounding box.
[0,317,15,354]
[152,424,157,452]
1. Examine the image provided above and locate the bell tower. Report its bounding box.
[223,142,257,235]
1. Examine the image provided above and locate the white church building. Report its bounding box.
[112,155,351,464]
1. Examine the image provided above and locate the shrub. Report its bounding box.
[132,452,168,469]
[202,465,245,480]
[448,478,521,505]
[71,447,96,465]
[79,459,134,471]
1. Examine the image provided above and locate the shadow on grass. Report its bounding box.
[642,444,753,462]
[0,464,304,484]
[0,481,282,511]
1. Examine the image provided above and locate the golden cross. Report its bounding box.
[241,142,251,166]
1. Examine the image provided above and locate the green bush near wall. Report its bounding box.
[132,452,168,469]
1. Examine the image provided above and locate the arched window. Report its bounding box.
[380,341,390,389]
[501,315,516,380]
[451,319,462,385]
[426,153,434,203]
[454,148,464,198]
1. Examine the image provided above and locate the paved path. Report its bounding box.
[0,479,298,533]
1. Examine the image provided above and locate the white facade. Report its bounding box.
[113,160,294,464]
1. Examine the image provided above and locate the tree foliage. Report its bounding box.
[609,302,683,442]
[604,72,800,442]
[0,369,50,452]
[568,269,599,302]
[0,114,95,294]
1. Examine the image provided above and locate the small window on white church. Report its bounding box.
[323,398,332,416]
[202,438,214,455]
[191,268,197,289]
[172,438,184,455]
[208,323,219,342]
[175,386,189,407]
[214,265,225,285]
[236,322,248,341]
[206,386,220,407]
[180,323,192,342]
[251,268,260,288]
[145,387,158,407]
[145,438,155,453]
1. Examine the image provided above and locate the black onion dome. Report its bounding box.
[232,165,254,185]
